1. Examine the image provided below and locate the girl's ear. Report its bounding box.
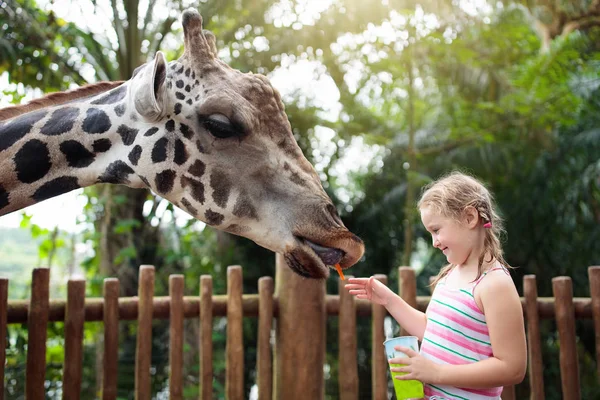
[464,206,479,229]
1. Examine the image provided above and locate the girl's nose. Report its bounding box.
[432,236,441,248]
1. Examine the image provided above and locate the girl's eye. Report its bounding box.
[199,113,243,139]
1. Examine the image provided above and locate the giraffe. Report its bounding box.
[0,9,364,279]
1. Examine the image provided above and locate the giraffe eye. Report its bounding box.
[199,114,243,139]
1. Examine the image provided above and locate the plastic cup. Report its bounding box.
[383,336,424,400]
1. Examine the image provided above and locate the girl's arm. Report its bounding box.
[384,290,428,340]
[432,271,527,387]
[346,277,428,339]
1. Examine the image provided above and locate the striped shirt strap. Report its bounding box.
[472,266,509,291]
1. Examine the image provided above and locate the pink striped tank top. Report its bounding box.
[420,267,507,400]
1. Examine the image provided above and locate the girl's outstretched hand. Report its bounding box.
[344,277,390,306]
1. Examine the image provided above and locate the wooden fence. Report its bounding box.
[0,260,599,400]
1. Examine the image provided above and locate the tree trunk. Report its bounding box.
[402,54,417,267]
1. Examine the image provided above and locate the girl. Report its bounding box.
[346,171,526,399]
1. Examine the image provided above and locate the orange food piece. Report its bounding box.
[335,263,345,280]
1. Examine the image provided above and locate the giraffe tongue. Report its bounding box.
[305,240,344,266]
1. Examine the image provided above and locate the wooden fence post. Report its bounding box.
[524,275,545,400]
[399,267,417,336]
[199,275,213,400]
[0,278,7,400]
[135,265,155,400]
[552,277,580,400]
[338,275,358,400]
[274,253,326,400]
[372,274,387,400]
[62,279,86,400]
[169,275,184,400]
[102,278,119,400]
[26,268,49,400]
[226,266,244,399]
[589,266,600,379]
[257,277,274,400]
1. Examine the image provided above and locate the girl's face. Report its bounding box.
[420,205,480,266]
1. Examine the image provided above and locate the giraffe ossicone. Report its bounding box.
[0,9,365,279]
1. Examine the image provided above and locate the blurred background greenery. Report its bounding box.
[0,0,599,398]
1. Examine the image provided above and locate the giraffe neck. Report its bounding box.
[0,83,158,216]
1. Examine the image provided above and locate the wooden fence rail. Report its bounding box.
[0,264,599,400]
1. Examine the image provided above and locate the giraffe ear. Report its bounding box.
[132,51,168,121]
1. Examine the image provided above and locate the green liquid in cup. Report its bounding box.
[389,363,424,400]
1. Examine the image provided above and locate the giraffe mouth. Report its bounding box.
[304,240,345,266]
[282,236,346,279]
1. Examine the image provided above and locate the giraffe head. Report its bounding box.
[123,10,364,278]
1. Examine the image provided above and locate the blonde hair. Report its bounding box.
[417,171,511,287]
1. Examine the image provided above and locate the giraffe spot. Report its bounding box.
[176,80,184,88]
[82,108,111,134]
[233,194,258,220]
[186,99,193,105]
[185,84,191,92]
[14,139,51,183]
[225,224,250,234]
[144,127,159,137]
[117,124,139,146]
[180,123,194,139]
[188,160,205,178]
[98,161,134,184]
[204,209,224,225]
[128,145,142,166]
[114,103,126,117]
[210,170,231,208]
[93,139,112,153]
[192,71,196,79]
[290,171,308,187]
[181,176,204,204]
[0,184,8,210]
[174,103,182,115]
[165,120,175,132]
[60,140,96,168]
[174,139,188,165]
[180,198,197,216]
[0,110,47,152]
[177,65,184,74]
[175,92,186,100]
[155,169,176,194]
[185,68,191,77]
[32,176,79,202]
[170,63,178,70]
[195,139,205,153]
[151,137,168,163]
[91,85,127,105]
[39,107,79,136]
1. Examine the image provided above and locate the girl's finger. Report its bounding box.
[344,284,365,290]
[394,346,418,357]
[390,366,410,373]
[394,373,415,381]
[389,357,411,365]
[346,278,368,284]
[347,290,365,295]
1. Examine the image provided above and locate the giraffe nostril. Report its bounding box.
[326,203,344,227]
